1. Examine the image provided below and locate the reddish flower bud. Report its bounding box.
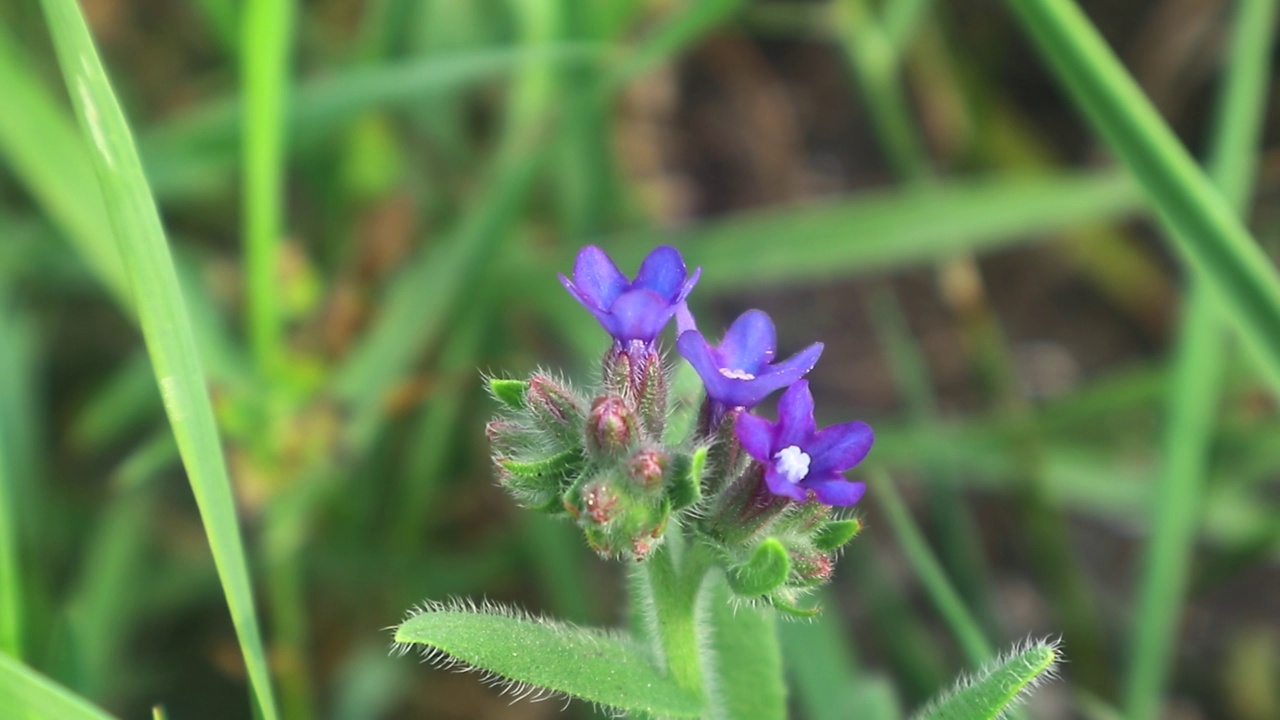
[790,550,835,587]
[587,396,636,456]
[625,448,668,493]
[580,480,619,526]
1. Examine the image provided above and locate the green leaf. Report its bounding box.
[35,3,280,720]
[727,538,791,597]
[915,639,1061,720]
[698,573,787,720]
[393,600,702,717]
[0,654,119,720]
[813,518,864,552]
[488,378,530,410]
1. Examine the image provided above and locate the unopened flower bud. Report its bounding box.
[587,396,636,456]
[526,374,585,448]
[789,550,834,587]
[625,448,668,493]
[578,479,620,526]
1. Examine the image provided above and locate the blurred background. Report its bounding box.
[2,0,1279,718]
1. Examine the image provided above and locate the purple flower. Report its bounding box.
[676,309,823,410]
[734,380,873,506]
[559,245,701,345]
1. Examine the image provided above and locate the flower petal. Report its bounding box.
[775,380,816,449]
[808,420,874,475]
[571,245,627,308]
[633,246,688,299]
[764,466,808,502]
[608,289,677,343]
[717,310,777,372]
[757,341,823,389]
[678,330,732,402]
[675,302,698,335]
[735,411,776,462]
[805,477,866,507]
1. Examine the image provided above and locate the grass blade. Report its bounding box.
[35,2,280,719]
[1123,1,1278,718]
[0,21,129,308]
[600,170,1142,289]
[868,468,993,667]
[0,655,119,720]
[1003,0,1280,392]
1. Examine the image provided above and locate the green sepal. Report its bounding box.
[487,378,528,410]
[667,447,705,511]
[499,448,583,481]
[813,518,863,552]
[728,538,791,597]
[770,597,821,619]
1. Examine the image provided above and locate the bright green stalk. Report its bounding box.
[241,0,294,373]
[882,0,934,54]
[869,468,993,666]
[0,303,31,659]
[639,537,708,695]
[35,2,280,719]
[1124,1,1277,718]
[1003,0,1280,394]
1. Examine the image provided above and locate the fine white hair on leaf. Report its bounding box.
[910,635,1063,720]
[387,597,636,717]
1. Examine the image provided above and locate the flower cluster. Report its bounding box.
[486,245,874,610]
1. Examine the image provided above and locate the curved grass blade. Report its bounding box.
[35,2,280,719]
[0,21,129,308]
[1003,0,1280,393]
[0,301,34,659]
[0,655,119,720]
[393,600,702,717]
[915,639,1060,720]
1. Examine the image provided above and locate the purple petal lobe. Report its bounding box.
[758,342,823,388]
[608,289,676,343]
[572,245,627,308]
[678,330,731,402]
[734,412,776,462]
[764,466,808,502]
[633,246,687,298]
[808,420,874,475]
[775,380,816,449]
[718,310,778,372]
[807,478,866,507]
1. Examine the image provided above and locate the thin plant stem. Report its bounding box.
[868,468,992,665]
[641,535,710,695]
[241,0,294,374]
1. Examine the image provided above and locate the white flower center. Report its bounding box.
[774,445,811,483]
[719,368,756,380]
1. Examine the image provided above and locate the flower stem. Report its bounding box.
[642,532,711,696]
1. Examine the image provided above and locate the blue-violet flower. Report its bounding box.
[677,309,823,411]
[734,380,873,506]
[559,245,700,346]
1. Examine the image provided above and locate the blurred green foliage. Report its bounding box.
[1,0,1280,718]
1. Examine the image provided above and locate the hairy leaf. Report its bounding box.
[394,600,702,717]
[915,639,1060,720]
